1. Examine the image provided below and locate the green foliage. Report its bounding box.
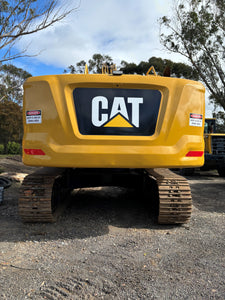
[0,144,4,154]
[0,64,30,154]
[65,54,197,80]
[120,61,140,74]
[160,0,225,111]
[6,141,21,155]
[0,142,21,154]
[76,60,86,74]
[120,56,198,79]
[0,64,31,104]
[65,54,114,74]
[212,111,225,133]
[0,100,23,153]
[89,54,113,74]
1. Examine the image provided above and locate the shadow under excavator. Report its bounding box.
[0,182,177,243]
[1,167,224,243]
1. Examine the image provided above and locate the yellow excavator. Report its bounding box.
[19,65,205,224]
[203,118,225,176]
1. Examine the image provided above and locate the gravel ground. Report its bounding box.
[0,158,224,299]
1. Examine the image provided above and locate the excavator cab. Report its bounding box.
[204,118,216,134]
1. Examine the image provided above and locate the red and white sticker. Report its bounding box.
[26,110,42,124]
[189,113,203,127]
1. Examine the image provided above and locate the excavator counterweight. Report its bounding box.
[19,68,205,224]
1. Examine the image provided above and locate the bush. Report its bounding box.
[0,144,4,154]
[6,141,21,155]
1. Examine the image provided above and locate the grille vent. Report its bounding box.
[212,136,225,155]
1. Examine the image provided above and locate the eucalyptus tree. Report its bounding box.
[160,0,225,111]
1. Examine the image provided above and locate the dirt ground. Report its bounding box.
[0,157,224,299]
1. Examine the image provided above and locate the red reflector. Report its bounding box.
[186,151,204,157]
[24,149,45,155]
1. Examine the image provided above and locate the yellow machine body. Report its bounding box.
[22,73,205,168]
[204,118,225,154]
[204,118,215,154]
[204,133,225,154]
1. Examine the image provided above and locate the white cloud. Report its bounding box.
[16,0,213,113]
[17,0,177,68]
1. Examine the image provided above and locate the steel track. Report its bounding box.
[146,168,192,224]
[19,167,192,224]
[19,168,66,222]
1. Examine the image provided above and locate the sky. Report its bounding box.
[13,0,213,116]
[14,0,178,75]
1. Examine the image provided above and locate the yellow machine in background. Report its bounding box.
[203,118,225,176]
[19,66,205,224]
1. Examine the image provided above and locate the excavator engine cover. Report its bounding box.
[19,71,205,224]
[22,74,205,169]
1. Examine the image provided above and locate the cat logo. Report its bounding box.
[73,87,161,136]
[91,96,143,128]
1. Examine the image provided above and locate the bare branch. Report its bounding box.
[0,0,80,63]
[0,94,7,102]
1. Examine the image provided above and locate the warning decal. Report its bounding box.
[26,110,42,124]
[189,113,203,127]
